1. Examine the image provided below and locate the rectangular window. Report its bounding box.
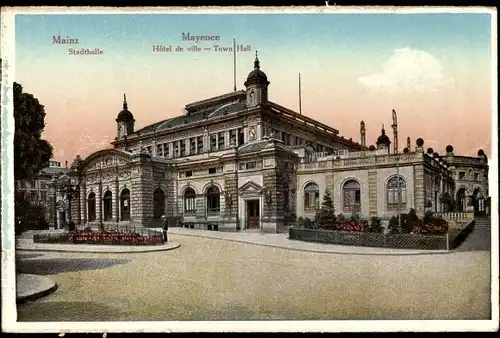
[184,196,196,214]
[210,134,217,151]
[190,138,196,154]
[180,140,186,156]
[218,132,225,150]
[208,167,216,174]
[185,170,193,177]
[238,128,245,146]
[459,172,465,180]
[230,130,237,146]
[245,161,257,170]
[165,143,170,158]
[156,144,163,157]
[474,173,479,181]
[197,136,204,152]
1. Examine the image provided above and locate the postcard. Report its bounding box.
[1,6,498,333]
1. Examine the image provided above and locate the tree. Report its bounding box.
[14,82,53,181]
[315,189,336,228]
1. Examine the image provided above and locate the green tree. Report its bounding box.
[14,82,53,181]
[315,189,336,228]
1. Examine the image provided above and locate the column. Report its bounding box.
[185,139,190,156]
[243,126,248,144]
[114,176,119,222]
[161,143,165,158]
[168,143,173,159]
[97,180,103,222]
[225,131,230,148]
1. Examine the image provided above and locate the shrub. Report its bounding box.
[68,221,76,231]
[350,213,360,222]
[315,189,336,228]
[423,211,435,225]
[297,216,305,228]
[366,216,384,233]
[303,217,313,229]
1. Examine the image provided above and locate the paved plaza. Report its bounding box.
[14,223,492,322]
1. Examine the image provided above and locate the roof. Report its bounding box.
[134,96,247,135]
[238,138,297,155]
[39,166,71,176]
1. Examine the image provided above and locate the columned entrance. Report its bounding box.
[246,199,260,229]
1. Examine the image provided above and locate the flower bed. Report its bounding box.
[34,228,164,246]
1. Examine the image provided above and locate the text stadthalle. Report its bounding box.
[53,35,80,44]
[68,48,104,56]
[181,33,220,43]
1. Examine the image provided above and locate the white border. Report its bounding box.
[1,6,498,333]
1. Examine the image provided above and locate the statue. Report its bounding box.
[70,155,83,171]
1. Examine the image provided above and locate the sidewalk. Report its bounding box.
[16,237,180,254]
[16,273,58,303]
[166,227,450,256]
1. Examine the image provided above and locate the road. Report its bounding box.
[16,229,491,321]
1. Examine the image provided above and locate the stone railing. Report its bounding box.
[434,212,474,224]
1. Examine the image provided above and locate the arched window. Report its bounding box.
[304,182,320,212]
[387,176,407,210]
[120,188,130,221]
[184,188,196,214]
[343,180,361,213]
[87,192,96,222]
[206,186,220,214]
[153,188,166,219]
[103,190,113,221]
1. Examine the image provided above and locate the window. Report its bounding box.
[459,172,465,180]
[386,176,407,209]
[190,138,196,154]
[206,186,220,214]
[184,188,196,214]
[304,182,320,212]
[40,182,47,190]
[156,144,163,157]
[153,188,166,219]
[197,136,204,152]
[120,188,131,221]
[87,192,96,222]
[210,134,217,151]
[165,143,170,158]
[342,180,361,213]
[208,167,217,174]
[218,132,225,149]
[103,190,113,221]
[186,170,193,177]
[245,161,257,170]
[230,130,237,145]
[174,141,179,158]
[474,173,479,181]
[238,128,245,146]
[147,146,152,155]
[30,191,37,203]
[180,140,186,156]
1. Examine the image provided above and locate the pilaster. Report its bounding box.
[414,165,425,218]
[368,170,378,217]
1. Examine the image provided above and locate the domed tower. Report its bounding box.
[244,51,270,108]
[376,125,391,153]
[116,94,135,139]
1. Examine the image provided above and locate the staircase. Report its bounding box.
[475,218,491,227]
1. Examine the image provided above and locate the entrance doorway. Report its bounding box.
[120,188,131,221]
[246,199,260,229]
[58,211,66,228]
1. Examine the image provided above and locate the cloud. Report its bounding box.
[358,48,453,93]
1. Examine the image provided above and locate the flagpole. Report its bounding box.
[299,73,302,115]
[233,38,237,92]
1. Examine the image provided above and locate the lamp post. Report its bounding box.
[49,177,57,229]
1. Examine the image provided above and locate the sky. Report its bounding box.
[14,12,494,165]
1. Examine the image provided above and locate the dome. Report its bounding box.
[116,94,135,122]
[244,52,269,86]
[376,127,391,146]
[446,145,454,153]
[427,147,434,154]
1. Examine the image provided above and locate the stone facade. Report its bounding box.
[54,55,490,233]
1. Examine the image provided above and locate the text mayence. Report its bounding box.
[181,33,220,43]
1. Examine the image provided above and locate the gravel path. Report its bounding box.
[16,233,491,321]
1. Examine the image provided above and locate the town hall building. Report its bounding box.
[50,54,490,232]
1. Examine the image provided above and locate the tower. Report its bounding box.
[391,109,398,154]
[116,94,135,139]
[376,124,391,153]
[244,51,270,108]
[360,121,366,149]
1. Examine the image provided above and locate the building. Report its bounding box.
[15,159,71,227]
[58,54,489,231]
